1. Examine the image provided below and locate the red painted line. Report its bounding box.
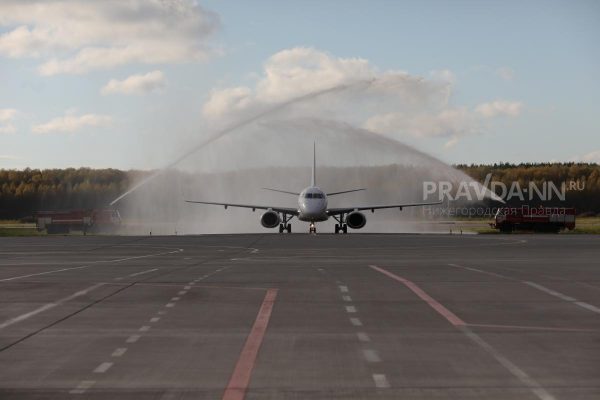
[222,288,278,400]
[369,265,465,326]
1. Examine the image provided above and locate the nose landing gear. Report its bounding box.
[309,223,316,234]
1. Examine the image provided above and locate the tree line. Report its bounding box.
[1,163,599,220]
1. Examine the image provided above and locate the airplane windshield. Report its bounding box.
[305,193,323,199]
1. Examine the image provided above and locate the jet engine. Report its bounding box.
[260,210,281,228]
[346,211,366,229]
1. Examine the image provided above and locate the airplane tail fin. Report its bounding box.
[311,142,316,187]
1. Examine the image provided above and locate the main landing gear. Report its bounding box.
[335,224,348,234]
[278,213,293,233]
[279,223,292,233]
[309,223,316,234]
[333,213,348,234]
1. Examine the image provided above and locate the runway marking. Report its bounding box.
[93,362,113,373]
[575,301,600,314]
[350,317,363,326]
[166,302,175,308]
[150,317,160,323]
[370,265,465,326]
[527,282,600,314]
[129,268,159,277]
[222,288,278,400]
[184,285,191,290]
[70,380,95,394]
[466,323,597,333]
[372,373,390,388]
[0,283,104,330]
[342,295,352,302]
[448,263,516,281]
[371,265,555,400]
[338,285,349,293]
[139,325,150,332]
[363,349,381,363]
[357,332,371,342]
[157,310,166,315]
[126,334,140,343]
[450,264,600,315]
[178,290,187,295]
[459,326,556,400]
[111,348,127,357]
[345,306,357,313]
[0,248,182,282]
[171,297,180,301]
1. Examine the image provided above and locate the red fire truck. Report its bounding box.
[491,206,576,233]
[36,209,122,234]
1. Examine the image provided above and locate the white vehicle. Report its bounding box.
[186,144,441,234]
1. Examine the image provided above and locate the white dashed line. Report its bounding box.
[460,326,556,400]
[363,349,381,363]
[93,362,113,374]
[525,281,600,314]
[350,317,363,326]
[70,380,95,394]
[525,281,576,301]
[342,295,352,302]
[178,291,186,295]
[575,301,600,314]
[129,268,158,277]
[126,334,140,343]
[357,332,371,342]
[184,286,191,290]
[372,373,390,388]
[345,306,357,313]
[171,297,180,301]
[339,285,349,293]
[0,283,104,330]
[150,317,160,323]
[157,310,166,315]
[139,325,150,332]
[111,348,127,357]
[166,303,175,308]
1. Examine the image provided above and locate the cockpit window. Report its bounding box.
[304,192,323,199]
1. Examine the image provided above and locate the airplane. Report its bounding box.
[185,143,442,234]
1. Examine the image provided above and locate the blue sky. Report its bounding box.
[1,0,599,169]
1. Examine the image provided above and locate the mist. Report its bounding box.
[117,117,490,234]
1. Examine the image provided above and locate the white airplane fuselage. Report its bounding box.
[298,186,329,222]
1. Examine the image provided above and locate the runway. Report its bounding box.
[0,234,599,399]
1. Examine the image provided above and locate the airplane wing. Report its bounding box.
[327,200,443,215]
[185,200,299,216]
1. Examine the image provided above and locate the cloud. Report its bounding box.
[0,1,220,75]
[202,47,524,147]
[101,70,166,95]
[578,150,600,164]
[475,100,523,118]
[0,108,18,134]
[496,67,515,81]
[32,112,112,134]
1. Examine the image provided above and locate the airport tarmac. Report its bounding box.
[0,233,599,399]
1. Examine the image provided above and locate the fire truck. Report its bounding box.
[36,209,122,234]
[491,206,576,233]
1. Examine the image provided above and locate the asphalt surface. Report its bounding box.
[0,233,599,399]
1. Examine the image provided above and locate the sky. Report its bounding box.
[1,0,599,170]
